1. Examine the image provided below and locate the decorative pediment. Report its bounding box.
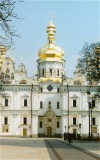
[44,109,56,118]
[71,94,78,99]
[2,93,10,97]
[21,94,29,98]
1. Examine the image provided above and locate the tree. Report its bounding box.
[78,42,100,97]
[0,0,23,47]
[78,42,100,84]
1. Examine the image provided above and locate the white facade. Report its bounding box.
[0,21,100,138]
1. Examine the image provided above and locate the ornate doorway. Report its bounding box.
[47,126,52,137]
[23,128,27,136]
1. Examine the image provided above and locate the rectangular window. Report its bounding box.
[73,100,76,107]
[57,88,60,93]
[40,101,43,109]
[24,99,27,107]
[40,88,43,93]
[73,117,76,125]
[40,121,42,128]
[92,100,95,107]
[57,102,60,109]
[4,117,8,125]
[57,70,59,76]
[57,122,60,128]
[92,118,95,125]
[42,69,44,76]
[23,117,27,125]
[5,99,8,106]
[50,69,52,76]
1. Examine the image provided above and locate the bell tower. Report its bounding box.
[37,20,66,83]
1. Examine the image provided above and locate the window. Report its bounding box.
[57,122,60,128]
[24,99,27,107]
[4,117,8,125]
[57,88,60,93]
[42,69,44,76]
[57,70,59,76]
[40,101,43,109]
[92,100,95,107]
[92,118,95,125]
[48,101,51,108]
[57,102,60,109]
[40,121,42,128]
[40,88,43,93]
[73,117,76,125]
[5,99,8,106]
[23,117,27,125]
[73,100,76,107]
[50,69,52,76]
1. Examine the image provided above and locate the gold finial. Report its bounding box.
[47,20,56,44]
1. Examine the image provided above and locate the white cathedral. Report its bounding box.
[0,21,100,138]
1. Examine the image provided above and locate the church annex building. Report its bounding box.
[0,21,100,138]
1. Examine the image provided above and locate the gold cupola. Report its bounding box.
[38,20,64,61]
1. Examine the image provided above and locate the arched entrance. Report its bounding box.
[47,126,52,137]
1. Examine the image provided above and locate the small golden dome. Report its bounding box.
[38,20,64,60]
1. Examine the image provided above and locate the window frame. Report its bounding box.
[40,121,42,128]
[24,99,27,107]
[4,117,8,125]
[73,99,76,107]
[57,121,60,128]
[5,99,8,107]
[57,101,60,109]
[73,117,76,125]
[92,118,96,125]
[23,117,27,125]
[40,101,43,109]
[48,101,51,108]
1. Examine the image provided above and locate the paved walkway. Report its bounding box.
[64,140,100,159]
[0,137,100,160]
[0,138,51,160]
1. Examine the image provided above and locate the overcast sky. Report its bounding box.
[9,0,99,78]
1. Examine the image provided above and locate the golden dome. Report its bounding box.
[38,20,64,61]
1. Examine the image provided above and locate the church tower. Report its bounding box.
[37,20,66,83]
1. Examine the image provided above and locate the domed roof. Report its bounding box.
[38,20,64,60]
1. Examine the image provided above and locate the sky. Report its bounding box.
[8,0,100,78]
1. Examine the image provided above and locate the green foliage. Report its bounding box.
[78,42,100,85]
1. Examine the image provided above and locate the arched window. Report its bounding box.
[50,69,52,76]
